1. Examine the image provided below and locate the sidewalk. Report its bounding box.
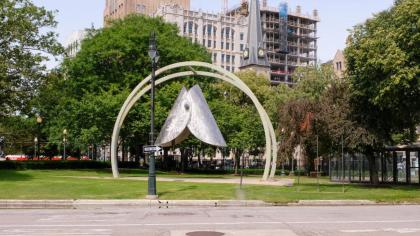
[62,176,295,187]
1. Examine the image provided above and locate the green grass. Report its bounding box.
[1,169,420,203]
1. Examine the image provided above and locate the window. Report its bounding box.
[221,54,225,63]
[225,27,231,39]
[213,41,216,48]
[240,33,244,41]
[221,42,224,49]
[240,44,244,51]
[226,66,231,71]
[207,40,212,48]
[231,44,234,51]
[213,53,217,62]
[232,55,235,64]
[188,22,193,34]
[226,55,231,63]
[336,62,342,70]
[226,43,230,50]
[136,4,146,14]
[206,25,213,36]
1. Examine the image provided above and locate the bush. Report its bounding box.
[0,160,110,170]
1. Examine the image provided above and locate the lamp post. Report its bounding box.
[147,31,160,199]
[280,128,286,176]
[89,144,93,160]
[36,116,42,160]
[63,129,68,160]
[34,137,38,160]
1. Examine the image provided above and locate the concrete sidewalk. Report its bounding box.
[0,199,386,209]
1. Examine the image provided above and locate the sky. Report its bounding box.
[32,0,395,64]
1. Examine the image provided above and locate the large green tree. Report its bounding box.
[346,0,420,143]
[345,0,420,183]
[0,0,62,116]
[39,15,213,159]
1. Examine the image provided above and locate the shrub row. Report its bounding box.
[0,160,110,170]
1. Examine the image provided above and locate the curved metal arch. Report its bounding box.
[111,62,277,180]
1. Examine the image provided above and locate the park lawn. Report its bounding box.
[1,169,420,203]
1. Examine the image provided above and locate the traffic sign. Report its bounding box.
[143,145,162,153]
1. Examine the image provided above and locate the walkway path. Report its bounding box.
[63,176,294,186]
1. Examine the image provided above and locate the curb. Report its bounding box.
[0,200,74,209]
[288,200,376,206]
[1,200,417,209]
[0,200,270,209]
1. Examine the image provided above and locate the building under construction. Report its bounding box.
[229,1,319,84]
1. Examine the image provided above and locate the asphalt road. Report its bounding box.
[1,205,420,236]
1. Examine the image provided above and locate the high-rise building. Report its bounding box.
[156,4,248,73]
[103,0,190,25]
[229,2,319,84]
[156,2,319,85]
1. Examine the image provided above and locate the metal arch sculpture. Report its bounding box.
[111,61,278,180]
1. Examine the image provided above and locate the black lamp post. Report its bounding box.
[147,31,159,199]
[36,116,42,160]
[34,137,38,160]
[63,129,68,160]
[280,128,286,176]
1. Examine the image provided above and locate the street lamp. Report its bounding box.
[34,137,38,160]
[36,116,42,160]
[63,129,68,160]
[147,31,159,199]
[280,128,286,176]
[89,144,93,160]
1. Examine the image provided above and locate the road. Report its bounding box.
[0,205,420,236]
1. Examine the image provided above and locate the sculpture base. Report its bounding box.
[146,195,159,200]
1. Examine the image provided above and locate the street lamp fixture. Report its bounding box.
[147,31,159,199]
[63,129,68,160]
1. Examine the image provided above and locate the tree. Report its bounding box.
[277,65,335,173]
[345,0,420,183]
[0,0,62,116]
[346,0,420,143]
[39,15,212,159]
[211,71,276,173]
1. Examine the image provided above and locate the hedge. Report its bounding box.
[0,160,110,170]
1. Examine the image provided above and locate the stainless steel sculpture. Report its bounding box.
[111,61,278,181]
[155,85,226,147]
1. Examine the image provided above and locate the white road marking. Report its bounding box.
[341,228,420,234]
[0,219,420,228]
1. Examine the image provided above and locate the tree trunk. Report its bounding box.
[121,140,125,163]
[367,149,379,185]
[180,148,187,173]
[234,149,242,175]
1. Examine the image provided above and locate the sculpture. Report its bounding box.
[155,85,227,147]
